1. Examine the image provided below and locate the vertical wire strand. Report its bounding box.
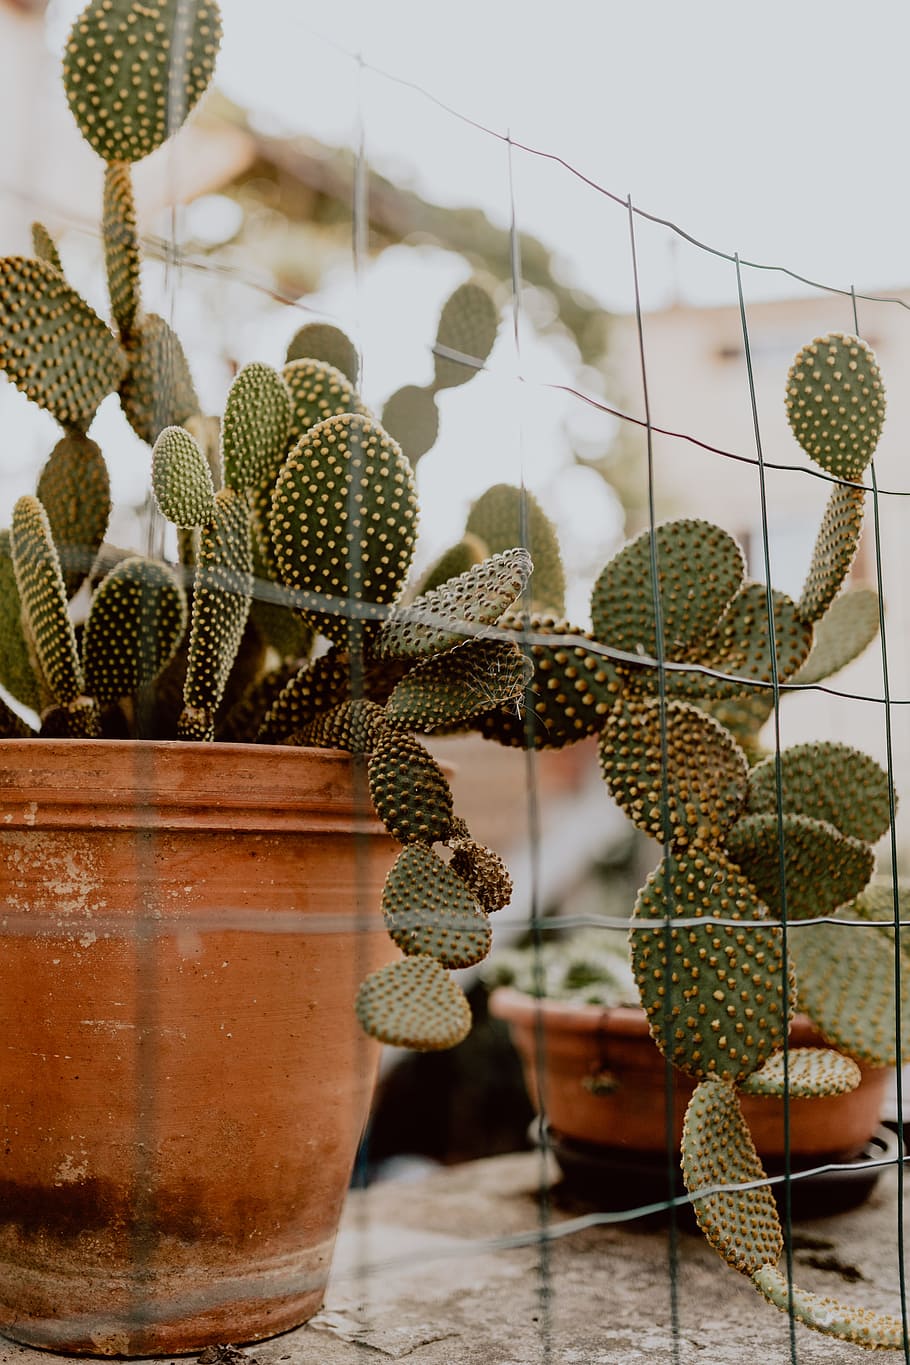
[507,129,552,1365]
[626,196,679,1363]
[851,288,910,1361]
[734,256,796,1364]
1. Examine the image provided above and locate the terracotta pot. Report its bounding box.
[0,739,399,1356]
[490,988,890,1164]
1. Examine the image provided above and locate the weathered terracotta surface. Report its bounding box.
[0,740,399,1356]
[491,988,890,1162]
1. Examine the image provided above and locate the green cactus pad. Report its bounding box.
[797,481,865,624]
[681,1079,783,1276]
[40,694,101,739]
[103,161,141,338]
[31,223,63,275]
[600,696,748,847]
[120,313,199,445]
[591,520,744,669]
[790,587,880,686]
[221,361,291,493]
[0,695,33,739]
[631,844,789,1084]
[432,280,499,390]
[791,887,910,1067]
[473,613,620,749]
[676,584,813,702]
[83,556,187,703]
[752,1266,905,1349]
[152,425,216,529]
[290,698,386,753]
[257,649,350,743]
[376,549,531,661]
[726,812,874,920]
[739,1047,861,1097]
[0,256,126,429]
[11,496,84,707]
[36,432,111,597]
[385,639,532,732]
[63,0,222,164]
[179,486,252,740]
[747,741,892,844]
[248,592,313,663]
[465,483,566,615]
[270,413,418,639]
[281,358,366,450]
[0,532,41,711]
[355,956,472,1051]
[382,844,491,968]
[785,333,885,480]
[380,385,439,466]
[449,834,512,912]
[285,322,359,385]
[368,730,453,843]
[415,535,487,597]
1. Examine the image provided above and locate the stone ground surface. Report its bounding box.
[2,1152,910,1365]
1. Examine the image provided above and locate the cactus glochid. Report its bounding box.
[0,0,902,1343]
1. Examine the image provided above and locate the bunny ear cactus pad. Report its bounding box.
[725,812,873,920]
[631,844,789,1084]
[466,484,566,615]
[152,425,216,528]
[791,587,880,686]
[380,385,439,466]
[678,584,812,703]
[753,1266,906,1350]
[681,1079,783,1276]
[221,361,290,493]
[368,731,453,843]
[785,332,885,479]
[449,834,513,912]
[747,741,892,844]
[285,322,359,386]
[83,556,187,703]
[384,639,532,732]
[31,223,63,275]
[382,844,491,969]
[270,413,418,641]
[739,1048,861,1098]
[355,956,472,1051]
[600,696,748,847]
[63,0,223,164]
[432,280,499,390]
[0,531,41,711]
[281,358,367,450]
[37,432,111,597]
[0,257,126,429]
[120,313,199,445]
[103,162,141,339]
[290,698,386,753]
[797,482,866,624]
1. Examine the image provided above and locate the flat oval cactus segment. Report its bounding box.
[377,549,531,661]
[590,520,744,669]
[221,362,291,493]
[682,1079,783,1276]
[791,587,880,686]
[474,613,620,749]
[103,162,141,339]
[797,482,865,624]
[449,836,512,912]
[120,313,199,445]
[152,426,216,529]
[257,648,351,744]
[381,385,439,467]
[631,845,789,1084]
[753,1266,906,1349]
[367,730,453,844]
[83,556,187,703]
[791,888,910,1068]
[466,484,566,617]
[747,741,892,844]
[599,696,748,847]
[385,639,532,732]
[0,257,126,429]
[382,844,491,969]
[63,0,223,164]
[785,332,885,479]
[270,413,418,628]
[285,322,359,385]
[726,812,874,921]
[10,495,84,706]
[676,584,812,702]
[180,486,253,739]
[432,280,499,391]
[31,222,63,275]
[281,358,366,449]
[289,698,386,753]
[739,1047,861,1098]
[355,957,472,1051]
[0,531,41,712]
[37,432,111,598]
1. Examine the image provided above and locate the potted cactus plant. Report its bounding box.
[0,0,527,1354]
